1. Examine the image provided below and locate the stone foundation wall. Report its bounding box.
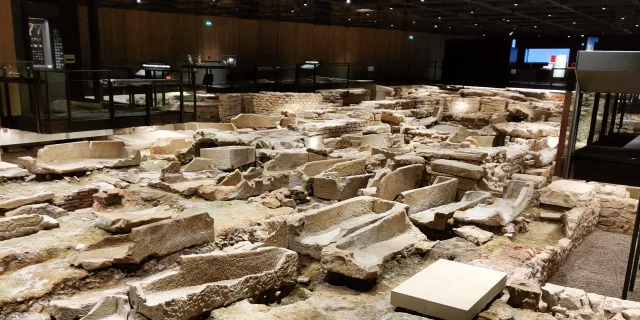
[589,182,639,235]
[242,92,331,115]
[218,94,243,123]
[527,197,600,283]
[53,185,99,211]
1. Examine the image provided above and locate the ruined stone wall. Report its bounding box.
[589,182,639,235]
[218,94,243,123]
[242,92,333,115]
[527,197,600,283]
[53,185,99,211]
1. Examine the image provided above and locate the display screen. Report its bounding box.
[52,29,64,69]
[524,48,570,64]
[29,21,46,65]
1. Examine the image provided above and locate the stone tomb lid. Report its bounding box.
[390,259,507,320]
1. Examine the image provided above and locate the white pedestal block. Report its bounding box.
[391,259,507,320]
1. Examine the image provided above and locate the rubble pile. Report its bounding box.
[1,86,638,320]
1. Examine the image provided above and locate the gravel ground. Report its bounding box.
[549,229,640,301]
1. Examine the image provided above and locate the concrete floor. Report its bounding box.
[549,229,640,301]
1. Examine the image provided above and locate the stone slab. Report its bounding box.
[391,259,507,320]
[200,146,256,171]
[431,159,483,180]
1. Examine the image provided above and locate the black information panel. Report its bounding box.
[52,29,64,70]
[29,21,46,65]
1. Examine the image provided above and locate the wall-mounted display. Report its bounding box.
[52,29,64,69]
[28,18,53,69]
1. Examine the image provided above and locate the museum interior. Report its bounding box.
[6,0,640,319]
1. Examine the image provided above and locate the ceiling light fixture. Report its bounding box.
[438,16,442,19]
[534,25,537,28]
[346,0,351,4]
[390,7,393,10]
[514,0,518,6]
[548,14,552,17]
[622,16,626,20]
[434,24,438,28]
[573,21,576,24]
[568,35,571,38]
[471,10,474,14]
[509,31,514,36]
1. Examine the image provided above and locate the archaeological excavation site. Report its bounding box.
[4,1,640,319]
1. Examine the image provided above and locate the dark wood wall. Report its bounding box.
[79,7,458,68]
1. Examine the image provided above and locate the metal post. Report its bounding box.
[179,71,184,123]
[346,63,350,89]
[108,80,114,127]
[192,71,197,119]
[145,85,151,126]
[64,72,72,130]
[623,201,640,299]
[312,65,317,92]
[3,82,12,128]
[600,93,612,139]
[610,93,620,135]
[563,86,583,179]
[587,92,601,144]
[619,94,627,133]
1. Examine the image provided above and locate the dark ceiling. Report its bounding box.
[94,0,640,36]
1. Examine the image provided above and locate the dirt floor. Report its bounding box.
[549,229,640,301]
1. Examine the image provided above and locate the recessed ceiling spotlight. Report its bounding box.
[413,20,415,24]
[581,34,584,37]
[602,6,606,10]
[582,42,585,46]
[568,35,571,38]
[483,33,486,36]
[470,10,474,14]
[348,18,351,21]
[291,9,294,12]
[573,21,576,24]
[390,7,393,10]
[509,31,514,36]
[137,0,141,3]
[534,25,537,28]
[514,0,518,6]
[475,23,478,26]
[637,24,639,27]
[548,14,552,17]
[449,26,452,29]
[507,19,510,22]
[346,0,350,4]
[391,24,394,27]
[438,16,442,19]
[622,16,626,20]
[434,24,438,28]
[366,13,369,16]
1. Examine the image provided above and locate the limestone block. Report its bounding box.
[541,283,565,307]
[94,205,177,233]
[288,196,407,259]
[479,97,509,113]
[70,212,215,270]
[313,173,371,201]
[129,247,297,320]
[200,146,256,171]
[360,133,391,148]
[297,159,349,177]
[0,161,30,179]
[0,214,59,240]
[453,225,493,245]
[511,173,546,189]
[492,122,560,138]
[539,180,596,208]
[321,208,430,279]
[89,141,128,159]
[558,287,586,311]
[460,89,496,98]
[0,192,54,212]
[231,114,284,129]
[375,164,425,201]
[197,173,290,201]
[397,176,458,215]
[48,287,127,320]
[263,152,311,172]
[507,278,541,311]
[393,155,426,167]
[4,203,65,220]
[182,157,214,172]
[0,259,88,306]
[455,180,533,227]
[37,141,91,163]
[149,138,193,158]
[410,191,491,230]
[391,259,507,320]
[431,159,484,180]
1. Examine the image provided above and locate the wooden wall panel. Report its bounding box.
[345,27,361,63]
[0,0,21,116]
[199,16,219,61]
[374,28,390,63]
[312,25,331,63]
[99,8,126,66]
[217,17,239,60]
[277,22,297,67]
[77,6,91,67]
[360,28,377,64]
[389,30,404,62]
[258,20,278,65]
[124,9,150,64]
[329,26,346,63]
[295,23,314,63]
[148,12,175,62]
[237,19,259,65]
[173,13,198,63]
